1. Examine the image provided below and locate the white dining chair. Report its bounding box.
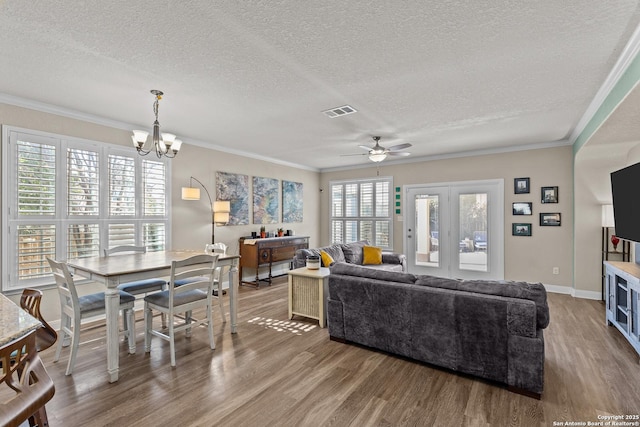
[208,242,227,320]
[144,254,219,367]
[174,244,227,322]
[47,257,136,375]
[104,245,167,328]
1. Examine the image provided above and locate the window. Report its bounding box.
[2,127,171,291]
[330,177,392,249]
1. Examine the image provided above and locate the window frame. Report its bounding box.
[329,176,393,250]
[2,125,172,291]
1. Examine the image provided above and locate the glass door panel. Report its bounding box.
[415,194,440,268]
[458,192,488,272]
[405,180,503,280]
[406,186,449,278]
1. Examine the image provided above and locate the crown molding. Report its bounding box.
[320,139,572,173]
[569,23,640,145]
[0,93,319,172]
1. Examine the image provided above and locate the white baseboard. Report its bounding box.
[543,283,602,300]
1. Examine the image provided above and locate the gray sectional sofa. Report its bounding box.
[326,262,549,398]
[292,240,407,272]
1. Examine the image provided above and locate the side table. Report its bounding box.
[288,267,330,327]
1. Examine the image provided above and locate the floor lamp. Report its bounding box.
[181,176,230,244]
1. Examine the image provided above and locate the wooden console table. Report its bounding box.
[239,236,309,287]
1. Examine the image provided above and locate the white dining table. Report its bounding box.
[66,250,240,383]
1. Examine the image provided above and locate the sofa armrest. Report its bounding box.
[381,252,407,272]
[507,299,537,338]
[292,257,306,269]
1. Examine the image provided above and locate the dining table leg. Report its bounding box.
[229,260,238,333]
[105,282,120,383]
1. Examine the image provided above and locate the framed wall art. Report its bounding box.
[253,176,279,224]
[512,202,532,215]
[282,180,303,223]
[540,212,561,226]
[512,223,532,236]
[541,186,558,203]
[514,177,530,194]
[216,172,249,225]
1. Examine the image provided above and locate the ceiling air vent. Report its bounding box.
[322,105,357,118]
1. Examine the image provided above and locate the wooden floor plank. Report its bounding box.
[37,278,640,426]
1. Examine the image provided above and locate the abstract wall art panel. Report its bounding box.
[253,176,279,224]
[282,180,303,223]
[216,172,249,225]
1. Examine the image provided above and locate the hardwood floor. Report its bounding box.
[38,278,640,426]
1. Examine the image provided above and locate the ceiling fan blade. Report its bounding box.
[387,142,412,152]
[340,153,368,157]
[387,151,411,157]
[358,145,372,151]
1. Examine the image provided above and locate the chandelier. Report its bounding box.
[131,90,182,158]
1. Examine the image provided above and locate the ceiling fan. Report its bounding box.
[343,136,412,163]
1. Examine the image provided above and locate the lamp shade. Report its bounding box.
[213,200,231,213]
[214,211,230,225]
[181,187,201,201]
[602,204,615,227]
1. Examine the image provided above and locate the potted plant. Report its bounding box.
[260,226,266,238]
[277,227,284,237]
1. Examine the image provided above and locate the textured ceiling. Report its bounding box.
[1,1,640,170]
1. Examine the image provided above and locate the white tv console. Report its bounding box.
[604,261,640,358]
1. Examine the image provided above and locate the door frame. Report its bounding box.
[403,179,504,280]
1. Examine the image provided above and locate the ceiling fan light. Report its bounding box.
[369,153,387,162]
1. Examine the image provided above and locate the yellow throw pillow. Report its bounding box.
[320,250,334,267]
[362,245,382,265]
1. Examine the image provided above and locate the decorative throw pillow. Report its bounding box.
[362,245,383,265]
[341,240,368,264]
[320,250,335,267]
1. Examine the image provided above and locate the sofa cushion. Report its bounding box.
[415,275,549,329]
[320,250,335,267]
[299,244,345,264]
[360,263,405,273]
[341,240,369,264]
[362,245,382,265]
[330,262,416,284]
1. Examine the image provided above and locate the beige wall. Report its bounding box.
[320,145,574,288]
[170,142,320,257]
[0,103,584,324]
[574,141,640,298]
[0,103,320,321]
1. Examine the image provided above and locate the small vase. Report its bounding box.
[611,235,620,250]
[260,232,266,238]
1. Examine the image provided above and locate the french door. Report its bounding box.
[404,180,504,280]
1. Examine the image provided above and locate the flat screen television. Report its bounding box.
[611,162,640,243]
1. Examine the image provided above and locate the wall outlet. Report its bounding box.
[552,267,559,275]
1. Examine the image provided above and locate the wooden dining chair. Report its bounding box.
[104,245,167,328]
[20,288,58,352]
[0,329,55,427]
[144,254,219,367]
[47,257,136,375]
